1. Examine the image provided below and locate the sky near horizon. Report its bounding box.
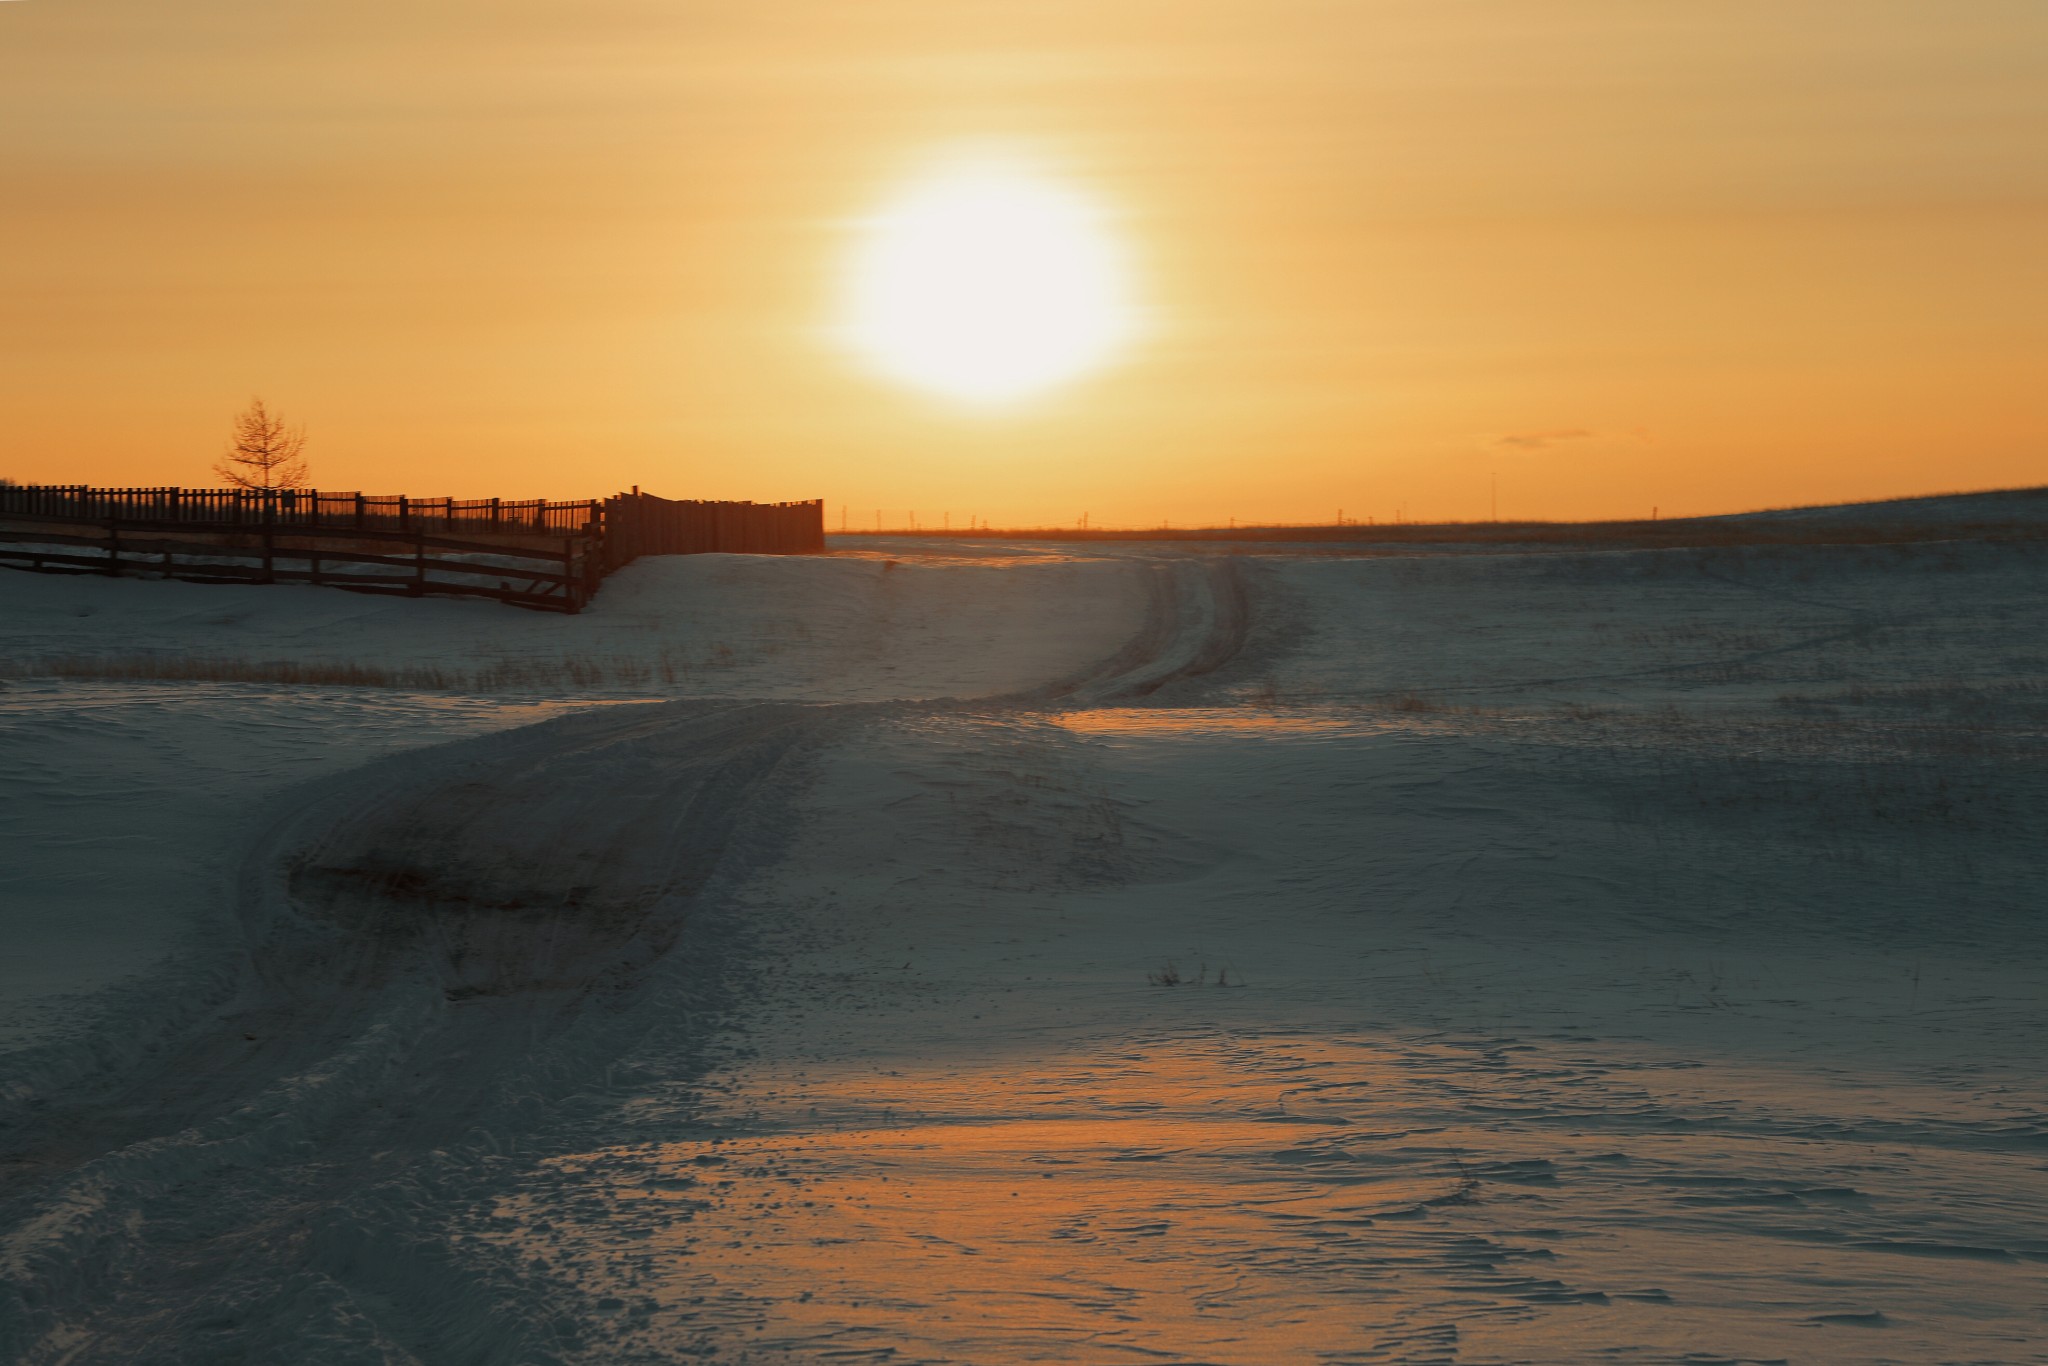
[3,1,2044,525]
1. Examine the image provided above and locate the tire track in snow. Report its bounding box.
[0,555,1247,1363]
[1038,558,1248,707]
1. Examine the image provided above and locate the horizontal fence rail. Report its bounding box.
[0,485,825,613]
[0,522,596,612]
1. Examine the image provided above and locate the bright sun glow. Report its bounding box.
[841,163,1140,405]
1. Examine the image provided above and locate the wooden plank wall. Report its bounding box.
[601,494,825,570]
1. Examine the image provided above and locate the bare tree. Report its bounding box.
[215,398,310,490]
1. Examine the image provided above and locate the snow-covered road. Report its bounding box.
[4,530,2046,1363]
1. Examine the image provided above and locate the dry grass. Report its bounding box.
[17,655,459,689]
[1377,691,1487,716]
[1774,680,2048,725]
[1580,693,2048,762]
[4,648,732,693]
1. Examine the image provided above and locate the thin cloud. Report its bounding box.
[1496,428,1593,451]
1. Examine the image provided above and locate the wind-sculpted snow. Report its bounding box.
[4,524,2047,1363]
[0,554,1148,1054]
[0,552,1234,1362]
[487,678,2046,1364]
[0,701,851,1361]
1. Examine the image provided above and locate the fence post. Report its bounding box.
[412,532,426,597]
[355,492,365,530]
[582,518,603,605]
[106,521,121,578]
[262,525,275,584]
[399,495,409,531]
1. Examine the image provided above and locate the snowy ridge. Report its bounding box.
[1714,484,2048,526]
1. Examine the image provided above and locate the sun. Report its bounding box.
[840,162,1140,405]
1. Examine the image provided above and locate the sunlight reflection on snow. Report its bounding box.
[487,1029,2048,1363]
[1056,706,1381,737]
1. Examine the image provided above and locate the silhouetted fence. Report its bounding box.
[0,485,601,534]
[0,521,598,612]
[0,485,825,613]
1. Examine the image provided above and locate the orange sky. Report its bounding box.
[4,1,2044,525]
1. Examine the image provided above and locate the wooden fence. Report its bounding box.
[0,485,824,613]
[0,485,600,534]
[0,520,598,612]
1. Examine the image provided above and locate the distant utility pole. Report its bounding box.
[1337,508,1343,527]
[840,505,848,532]
[1491,473,1498,522]
[875,509,881,531]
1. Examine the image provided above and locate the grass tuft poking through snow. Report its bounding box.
[4,650,722,693]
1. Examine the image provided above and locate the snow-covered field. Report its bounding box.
[2,517,2045,1363]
